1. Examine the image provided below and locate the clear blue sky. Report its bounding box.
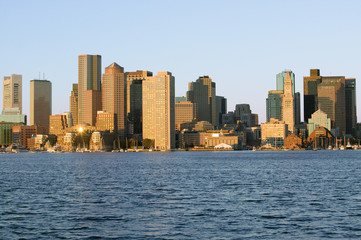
[1,0,361,123]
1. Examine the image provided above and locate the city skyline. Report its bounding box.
[1,1,361,123]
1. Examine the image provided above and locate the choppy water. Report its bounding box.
[1,151,361,239]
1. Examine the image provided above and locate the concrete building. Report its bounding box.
[96,111,117,132]
[69,83,78,126]
[102,62,126,137]
[3,74,22,113]
[307,109,331,137]
[126,70,153,136]
[175,101,197,131]
[142,72,175,150]
[62,112,73,128]
[222,111,235,124]
[30,79,52,128]
[194,121,213,132]
[281,71,295,132]
[78,54,101,125]
[261,118,288,148]
[216,96,227,126]
[235,104,253,127]
[187,76,216,125]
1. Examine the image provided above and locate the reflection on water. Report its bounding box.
[1,151,361,239]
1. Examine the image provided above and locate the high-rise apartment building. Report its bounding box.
[3,74,22,113]
[126,70,153,135]
[303,69,322,121]
[102,62,126,137]
[186,76,216,125]
[281,72,295,132]
[175,101,197,131]
[142,72,175,150]
[69,83,78,126]
[78,54,101,125]
[30,80,52,128]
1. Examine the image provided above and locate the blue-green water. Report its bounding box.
[1,151,361,239]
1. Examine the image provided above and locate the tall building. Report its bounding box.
[345,78,357,135]
[102,62,126,137]
[83,90,102,126]
[186,76,216,125]
[78,54,101,125]
[235,104,252,126]
[216,96,227,125]
[3,74,22,113]
[126,70,153,135]
[266,90,283,122]
[317,76,346,136]
[281,71,295,132]
[175,101,197,131]
[143,72,175,150]
[30,80,52,128]
[277,70,295,94]
[303,69,322,121]
[69,83,78,126]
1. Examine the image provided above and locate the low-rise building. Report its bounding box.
[284,133,303,150]
[261,118,288,148]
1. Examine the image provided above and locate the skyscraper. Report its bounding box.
[281,71,295,132]
[3,74,22,113]
[317,76,346,136]
[175,101,197,131]
[30,80,52,128]
[186,76,216,125]
[266,90,283,122]
[102,62,127,137]
[78,54,101,125]
[69,83,78,126]
[303,69,322,122]
[345,78,357,135]
[142,72,175,150]
[216,96,227,125]
[126,70,153,136]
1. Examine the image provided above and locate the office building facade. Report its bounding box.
[30,80,52,128]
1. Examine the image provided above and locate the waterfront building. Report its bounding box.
[126,70,153,136]
[3,74,22,113]
[102,62,126,138]
[345,78,357,135]
[307,109,331,137]
[284,133,303,150]
[266,90,283,122]
[245,126,261,146]
[307,126,335,149]
[261,118,288,148]
[175,101,197,131]
[30,79,52,128]
[216,96,227,126]
[281,71,295,132]
[0,122,24,146]
[12,125,48,148]
[175,96,186,103]
[187,76,216,125]
[95,111,117,132]
[303,69,322,121]
[69,83,78,126]
[204,133,238,149]
[78,54,101,125]
[142,72,175,150]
